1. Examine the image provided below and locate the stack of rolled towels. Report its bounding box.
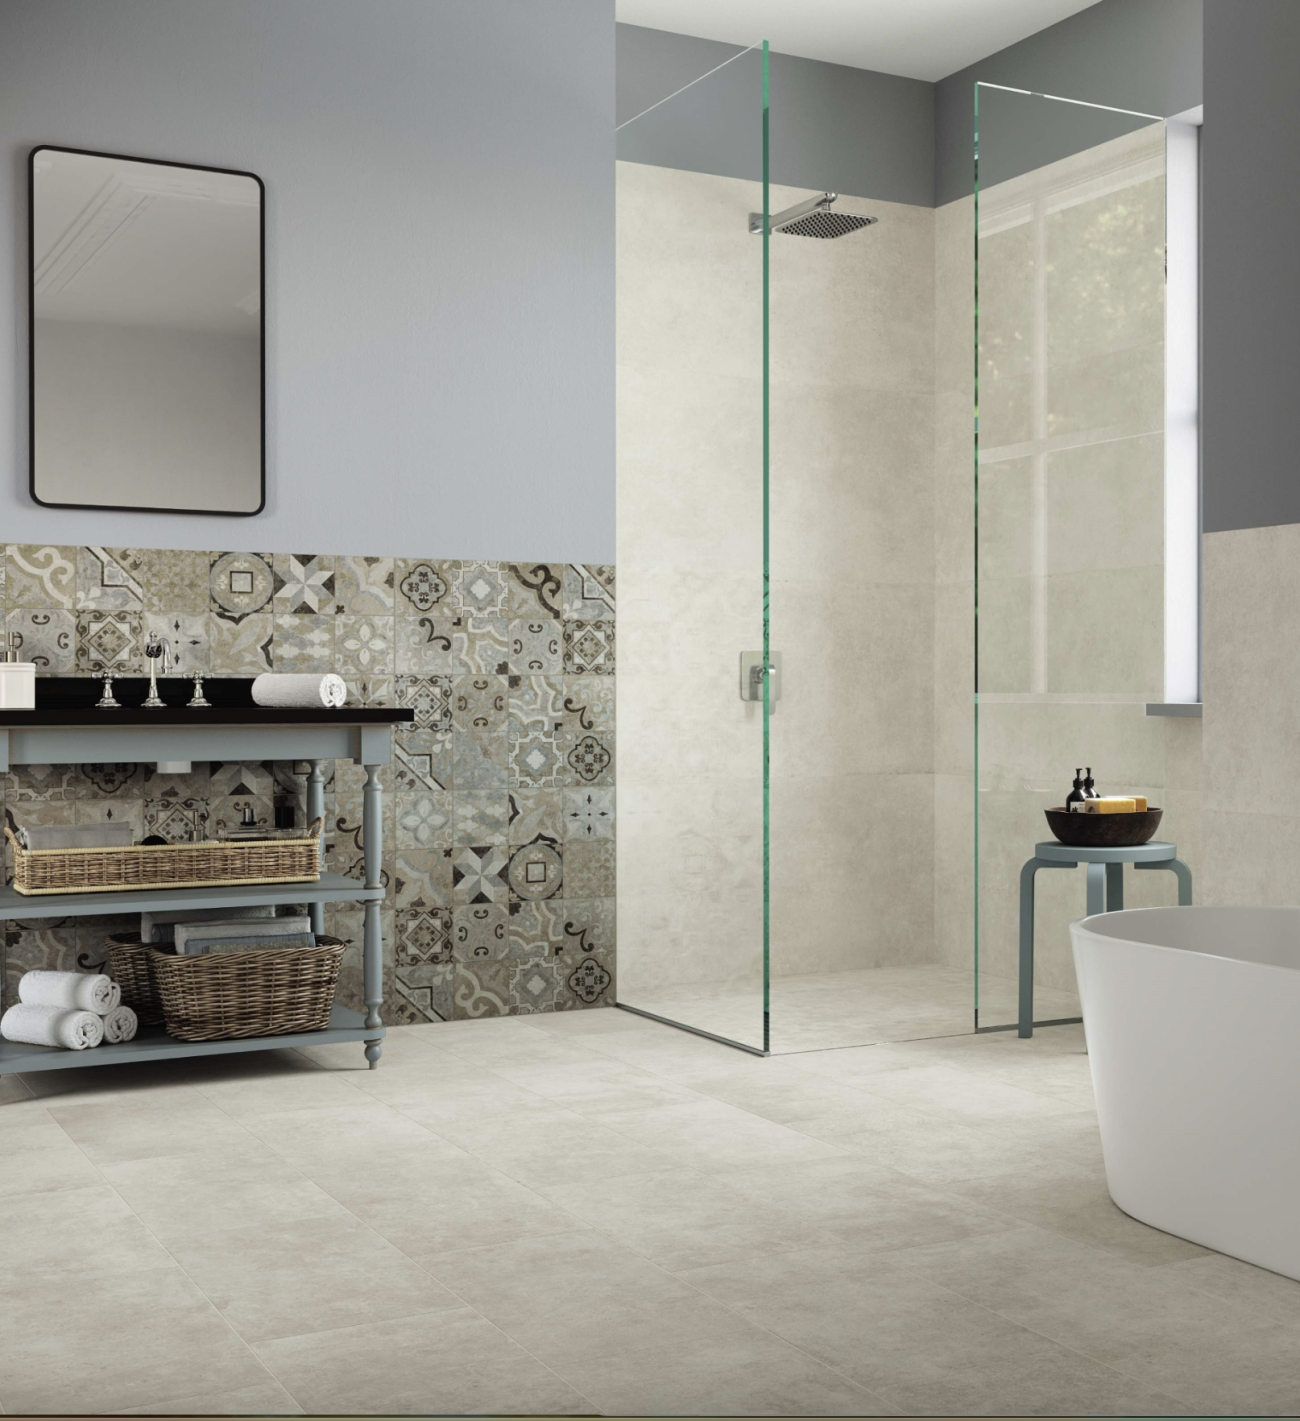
[0,971,138,1051]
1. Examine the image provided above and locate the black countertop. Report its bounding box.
[0,707,413,726]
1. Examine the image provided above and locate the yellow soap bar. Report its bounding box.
[1088,797,1137,814]
[1132,796,1148,812]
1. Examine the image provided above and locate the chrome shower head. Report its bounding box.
[748,192,878,238]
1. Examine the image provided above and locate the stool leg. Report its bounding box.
[1170,857,1193,906]
[1019,859,1039,1038]
[1086,863,1106,917]
[1105,862,1124,911]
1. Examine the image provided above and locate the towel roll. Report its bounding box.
[251,673,346,710]
[19,970,119,1015]
[1,1003,103,1050]
[102,1004,138,1044]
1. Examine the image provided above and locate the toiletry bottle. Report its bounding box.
[1083,768,1099,800]
[1067,769,1088,812]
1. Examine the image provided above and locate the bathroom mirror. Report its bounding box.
[29,146,264,515]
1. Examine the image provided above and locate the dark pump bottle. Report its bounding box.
[1067,769,1088,813]
[1083,767,1099,800]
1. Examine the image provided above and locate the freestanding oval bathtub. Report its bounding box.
[1072,905,1300,1281]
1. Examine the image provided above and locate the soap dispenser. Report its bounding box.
[1083,768,1099,800]
[0,633,36,709]
[1066,769,1088,813]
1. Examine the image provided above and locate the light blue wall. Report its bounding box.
[0,0,615,561]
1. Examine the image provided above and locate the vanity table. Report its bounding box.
[0,705,413,1076]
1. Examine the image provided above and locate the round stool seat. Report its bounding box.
[1034,839,1178,865]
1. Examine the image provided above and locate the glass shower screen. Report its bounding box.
[614,44,770,1051]
[974,85,1177,1030]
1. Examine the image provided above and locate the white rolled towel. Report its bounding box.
[19,970,119,1015]
[1,1003,103,1050]
[251,673,346,709]
[102,1004,138,1044]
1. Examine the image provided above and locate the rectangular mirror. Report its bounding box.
[29,146,264,515]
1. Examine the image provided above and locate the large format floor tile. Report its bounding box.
[2,1006,1293,1416]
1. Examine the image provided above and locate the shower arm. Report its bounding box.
[748,192,836,235]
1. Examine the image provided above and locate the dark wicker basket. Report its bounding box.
[105,932,174,1027]
[151,936,346,1042]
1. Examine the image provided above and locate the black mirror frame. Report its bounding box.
[28,144,266,517]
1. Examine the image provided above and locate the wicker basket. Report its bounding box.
[151,937,346,1041]
[105,932,173,1027]
[4,819,323,896]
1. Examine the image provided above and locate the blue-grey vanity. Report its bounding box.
[0,704,413,1075]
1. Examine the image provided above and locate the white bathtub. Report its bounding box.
[1072,905,1300,1281]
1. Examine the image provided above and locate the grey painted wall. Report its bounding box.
[935,0,1202,204]
[1201,0,1300,533]
[0,0,614,560]
[616,24,934,207]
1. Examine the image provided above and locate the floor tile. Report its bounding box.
[314,1151,583,1256]
[1156,1250,1300,1324]
[945,1167,1211,1265]
[99,1143,350,1242]
[430,1104,682,1186]
[0,1129,106,1198]
[255,1306,596,1415]
[241,1100,472,1171]
[112,1378,304,1415]
[597,1098,850,1171]
[44,1094,261,1165]
[419,1229,699,1361]
[721,1156,1012,1251]
[551,1294,894,1417]
[536,1167,841,1271]
[0,1266,268,1415]
[676,1244,1187,1418]
[0,1182,174,1277]
[167,1212,464,1343]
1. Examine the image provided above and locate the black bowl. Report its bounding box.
[1044,806,1163,848]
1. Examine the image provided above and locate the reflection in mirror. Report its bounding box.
[30,146,263,514]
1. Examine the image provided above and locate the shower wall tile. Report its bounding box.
[0,548,616,1025]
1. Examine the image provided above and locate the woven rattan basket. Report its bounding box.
[5,819,323,895]
[105,932,173,1027]
[150,937,346,1041]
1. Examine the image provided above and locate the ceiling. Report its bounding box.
[614,0,1105,83]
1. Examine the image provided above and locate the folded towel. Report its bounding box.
[20,823,135,851]
[1,1003,103,1050]
[19,970,119,1014]
[141,903,276,944]
[102,1004,138,1044]
[251,672,346,709]
[193,934,316,955]
[173,914,312,955]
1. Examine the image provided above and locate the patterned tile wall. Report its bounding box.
[0,547,616,1024]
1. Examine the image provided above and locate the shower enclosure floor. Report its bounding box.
[624,964,1082,1055]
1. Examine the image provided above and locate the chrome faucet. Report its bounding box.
[142,633,173,708]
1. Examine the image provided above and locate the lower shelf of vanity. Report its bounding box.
[0,1005,381,1075]
[0,873,387,1074]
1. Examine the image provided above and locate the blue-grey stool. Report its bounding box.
[1018,839,1192,1038]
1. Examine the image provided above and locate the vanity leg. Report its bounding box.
[362,762,384,1067]
[307,759,326,938]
